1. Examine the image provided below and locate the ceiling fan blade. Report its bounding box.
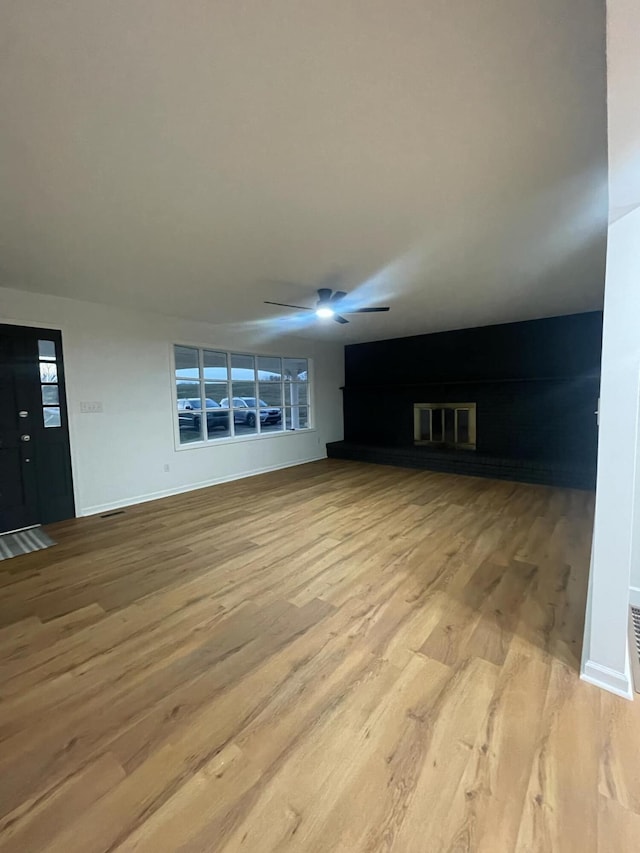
[317,287,333,303]
[345,306,391,313]
[333,314,349,324]
[330,290,348,304]
[264,301,314,311]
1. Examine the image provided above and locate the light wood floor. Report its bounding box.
[0,460,639,853]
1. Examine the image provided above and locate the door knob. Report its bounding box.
[21,434,31,442]
[18,411,28,418]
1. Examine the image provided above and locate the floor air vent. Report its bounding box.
[629,606,640,694]
[100,510,126,519]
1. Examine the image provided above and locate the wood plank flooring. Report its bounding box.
[0,459,638,852]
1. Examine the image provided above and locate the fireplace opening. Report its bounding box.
[414,403,477,450]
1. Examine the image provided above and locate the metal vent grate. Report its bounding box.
[629,606,640,694]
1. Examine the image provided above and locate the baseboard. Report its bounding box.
[579,539,634,700]
[79,453,327,517]
[581,658,634,700]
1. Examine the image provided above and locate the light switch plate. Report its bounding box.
[80,401,103,414]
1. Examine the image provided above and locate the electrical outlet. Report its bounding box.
[163,464,170,473]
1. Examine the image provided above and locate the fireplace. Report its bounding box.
[414,403,477,450]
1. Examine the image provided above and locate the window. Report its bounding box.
[38,340,62,428]
[173,346,311,446]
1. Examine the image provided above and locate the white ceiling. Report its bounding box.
[0,1,608,343]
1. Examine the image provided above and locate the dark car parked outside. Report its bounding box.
[177,398,229,433]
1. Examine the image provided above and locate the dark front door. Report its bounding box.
[0,325,75,534]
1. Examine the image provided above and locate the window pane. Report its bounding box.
[283,382,309,406]
[283,358,308,381]
[260,402,284,434]
[285,406,309,430]
[431,408,443,442]
[176,381,203,443]
[257,356,282,382]
[43,407,61,428]
[176,380,200,401]
[40,363,57,383]
[174,345,200,380]
[233,407,258,435]
[231,354,255,377]
[203,399,231,439]
[203,350,228,381]
[457,409,470,444]
[179,421,203,444]
[232,382,256,400]
[38,340,56,361]
[205,382,229,407]
[231,354,256,399]
[258,383,283,407]
[42,385,59,405]
[419,408,431,441]
[444,408,455,443]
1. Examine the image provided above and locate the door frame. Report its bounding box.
[0,319,79,523]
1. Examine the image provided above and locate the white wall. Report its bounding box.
[581,0,640,698]
[606,0,640,225]
[581,209,640,698]
[608,0,640,597]
[614,209,640,597]
[0,286,344,516]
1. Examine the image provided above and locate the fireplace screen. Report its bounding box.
[414,403,476,450]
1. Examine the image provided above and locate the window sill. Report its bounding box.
[174,427,317,452]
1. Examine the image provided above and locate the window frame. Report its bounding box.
[38,338,63,429]
[171,344,314,451]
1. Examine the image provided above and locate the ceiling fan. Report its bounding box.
[264,288,390,324]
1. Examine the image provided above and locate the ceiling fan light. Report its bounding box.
[316,306,335,319]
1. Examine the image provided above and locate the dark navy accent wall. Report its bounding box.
[339,312,602,485]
